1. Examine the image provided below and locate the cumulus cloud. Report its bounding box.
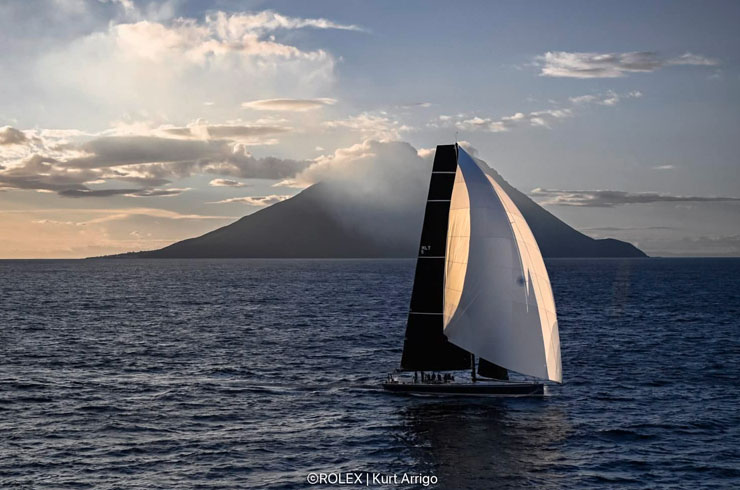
[537,51,720,78]
[209,179,248,187]
[276,139,445,255]
[242,98,337,111]
[0,126,28,145]
[531,188,740,207]
[210,195,291,206]
[282,140,430,205]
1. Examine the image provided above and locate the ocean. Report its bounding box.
[1,258,738,489]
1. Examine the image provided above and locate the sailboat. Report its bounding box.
[383,144,562,396]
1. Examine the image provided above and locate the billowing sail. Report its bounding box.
[443,147,562,382]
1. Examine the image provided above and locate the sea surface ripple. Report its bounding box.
[1,258,738,489]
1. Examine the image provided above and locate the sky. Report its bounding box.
[1,0,738,258]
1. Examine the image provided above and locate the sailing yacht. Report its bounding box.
[383,144,562,396]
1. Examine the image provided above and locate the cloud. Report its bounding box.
[160,123,291,142]
[277,139,444,255]
[669,52,720,67]
[210,194,291,206]
[452,109,573,133]
[642,233,740,257]
[581,226,674,232]
[82,12,353,63]
[32,10,361,126]
[678,234,740,256]
[12,207,233,224]
[96,119,290,147]
[707,69,723,81]
[66,137,227,169]
[0,132,310,196]
[203,151,309,181]
[56,186,189,198]
[0,126,28,145]
[537,51,720,78]
[323,113,411,139]
[242,98,337,111]
[283,139,429,194]
[58,188,142,198]
[397,102,432,109]
[569,90,642,106]
[209,179,248,187]
[203,10,364,34]
[60,136,309,179]
[0,154,102,194]
[435,90,642,134]
[127,187,190,197]
[530,188,740,207]
[652,165,675,170]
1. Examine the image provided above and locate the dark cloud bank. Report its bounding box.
[0,130,308,198]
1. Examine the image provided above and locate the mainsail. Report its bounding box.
[400,144,562,383]
[400,145,471,371]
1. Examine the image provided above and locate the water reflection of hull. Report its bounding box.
[401,400,570,489]
[383,382,544,396]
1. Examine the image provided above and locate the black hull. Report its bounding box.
[382,382,544,397]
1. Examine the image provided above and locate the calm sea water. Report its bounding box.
[1,258,738,489]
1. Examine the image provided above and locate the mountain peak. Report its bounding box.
[120,167,646,259]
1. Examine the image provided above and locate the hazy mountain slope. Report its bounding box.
[127,169,646,258]
[485,166,646,257]
[135,183,416,258]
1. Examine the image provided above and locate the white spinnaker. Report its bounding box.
[443,147,562,382]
